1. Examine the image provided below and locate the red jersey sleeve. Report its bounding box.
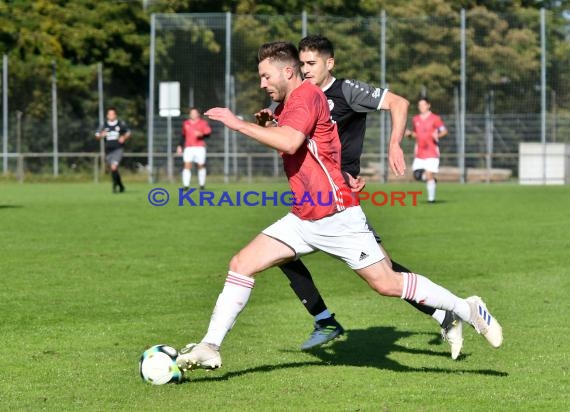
[200,120,212,136]
[433,114,445,130]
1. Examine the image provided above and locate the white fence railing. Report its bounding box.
[4,150,567,185]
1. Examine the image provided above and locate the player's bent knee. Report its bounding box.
[228,254,256,277]
[413,169,425,181]
[228,254,242,274]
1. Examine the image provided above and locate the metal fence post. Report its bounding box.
[540,8,547,184]
[16,110,22,182]
[52,60,59,177]
[223,12,232,183]
[2,54,7,175]
[380,10,387,182]
[459,9,466,183]
[148,13,156,184]
[98,62,105,179]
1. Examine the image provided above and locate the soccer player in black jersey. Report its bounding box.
[273,35,463,359]
[96,108,131,193]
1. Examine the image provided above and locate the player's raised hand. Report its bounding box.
[388,144,406,176]
[205,107,244,131]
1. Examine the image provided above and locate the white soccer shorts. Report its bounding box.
[412,157,440,173]
[183,146,206,164]
[262,206,385,270]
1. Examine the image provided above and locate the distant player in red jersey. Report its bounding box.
[177,107,212,190]
[175,42,502,371]
[405,97,448,203]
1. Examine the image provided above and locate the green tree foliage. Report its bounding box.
[0,0,152,151]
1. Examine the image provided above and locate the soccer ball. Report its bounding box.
[139,344,183,385]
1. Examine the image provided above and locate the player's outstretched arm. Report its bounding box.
[382,92,409,176]
[206,107,305,154]
[381,91,409,145]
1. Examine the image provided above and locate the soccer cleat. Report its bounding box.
[441,312,463,360]
[300,314,344,351]
[466,296,503,348]
[176,342,222,371]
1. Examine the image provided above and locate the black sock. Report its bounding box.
[115,170,124,189]
[111,170,119,187]
[440,310,455,330]
[391,259,437,317]
[280,259,328,317]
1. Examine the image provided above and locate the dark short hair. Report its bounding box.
[106,107,117,114]
[189,107,201,113]
[418,97,431,105]
[257,41,300,69]
[298,35,334,58]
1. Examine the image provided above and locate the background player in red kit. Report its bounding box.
[406,97,448,203]
[175,41,502,372]
[177,107,212,190]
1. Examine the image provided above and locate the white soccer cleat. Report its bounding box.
[466,296,503,348]
[176,342,222,371]
[441,316,463,360]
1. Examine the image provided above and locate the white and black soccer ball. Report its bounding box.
[139,344,183,385]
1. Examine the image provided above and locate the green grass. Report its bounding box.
[0,181,568,411]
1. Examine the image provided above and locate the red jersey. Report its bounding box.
[412,112,445,159]
[181,118,212,148]
[275,81,356,220]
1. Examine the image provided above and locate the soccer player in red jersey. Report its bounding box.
[406,97,448,203]
[177,107,212,190]
[176,42,502,371]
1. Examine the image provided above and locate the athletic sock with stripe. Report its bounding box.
[202,271,255,347]
[401,272,471,322]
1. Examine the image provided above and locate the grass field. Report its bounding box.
[1,181,568,411]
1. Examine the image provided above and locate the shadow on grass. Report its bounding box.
[183,326,508,383]
[0,204,23,209]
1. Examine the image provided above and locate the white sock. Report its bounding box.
[202,271,254,347]
[401,272,471,322]
[427,179,436,201]
[314,309,332,323]
[198,168,206,187]
[182,169,191,187]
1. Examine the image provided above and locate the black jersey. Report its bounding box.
[323,78,387,178]
[98,120,130,153]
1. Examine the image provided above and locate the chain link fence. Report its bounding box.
[2,10,569,183]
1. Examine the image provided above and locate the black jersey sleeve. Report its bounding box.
[340,79,388,113]
[118,120,130,135]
